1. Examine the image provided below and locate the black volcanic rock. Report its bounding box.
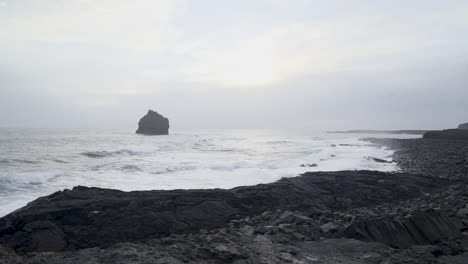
[0,171,452,253]
[423,129,468,140]
[459,123,468,129]
[367,137,468,179]
[136,110,169,135]
[3,138,468,263]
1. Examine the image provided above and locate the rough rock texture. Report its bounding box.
[0,171,450,253]
[423,129,468,140]
[2,138,468,263]
[459,123,468,130]
[135,110,169,135]
[367,138,468,179]
[1,180,467,263]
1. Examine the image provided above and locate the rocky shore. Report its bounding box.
[1,138,468,263]
[367,138,468,179]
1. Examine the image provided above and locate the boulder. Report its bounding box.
[136,110,169,135]
[458,123,468,130]
[423,129,468,140]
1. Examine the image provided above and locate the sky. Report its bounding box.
[1,0,467,131]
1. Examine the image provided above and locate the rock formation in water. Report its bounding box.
[423,129,468,140]
[135,110,169,135]
[459,123,468,129]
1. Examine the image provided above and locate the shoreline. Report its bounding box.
[329,129,433,135]
[365,137,468,179]
[1,138,468,263]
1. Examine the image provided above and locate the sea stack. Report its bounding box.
[458,123,468,129]
[136,110,169,135]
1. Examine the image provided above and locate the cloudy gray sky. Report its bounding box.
[1,0,467,131]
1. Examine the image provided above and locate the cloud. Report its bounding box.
[177,3,468,86]
[0,0,467,129]
[0,0,187,53]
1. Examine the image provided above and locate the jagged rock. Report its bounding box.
[2,137,468,263]
[458,123,468,130]
[0,171,449,253]
[136,110,169,135]
[344,209,463,248]
[423,129,468,140]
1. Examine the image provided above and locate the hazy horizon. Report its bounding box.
[1,0,467,131]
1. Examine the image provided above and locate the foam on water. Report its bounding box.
[0,128,419,216]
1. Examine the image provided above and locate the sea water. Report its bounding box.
[0,128,419,216]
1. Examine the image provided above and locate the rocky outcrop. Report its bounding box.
[423,129,468,140]
[0,171,451,253]
[1,181,467,263]
[2,138,468,263]
[135,110,169,135]
[344,209,463,248]
[459,123,468,130]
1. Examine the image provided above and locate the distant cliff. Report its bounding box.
[458,123,468,130]
[423,129,468,140]
[136,110,169,135]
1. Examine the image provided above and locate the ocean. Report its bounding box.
[0,128,419,216]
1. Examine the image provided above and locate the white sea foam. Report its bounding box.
[0,128,419,216]
[0,170,63,186]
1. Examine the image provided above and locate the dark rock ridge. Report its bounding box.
[2,137,468,263]
[1,175,467,263]
[459,123,468,130]
[345,209,463,248]
[329,129,433,135]
[423,129,468,140]
[135,110,169,135]
[0,171,453,253]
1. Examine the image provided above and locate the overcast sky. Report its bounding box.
[1,0,467,131]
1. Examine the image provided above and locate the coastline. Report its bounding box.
[366,137,468,179]
[0,138,467,263]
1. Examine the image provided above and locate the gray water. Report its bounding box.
[0,128,418,216]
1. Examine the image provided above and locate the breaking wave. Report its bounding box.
[0,128,421,217]
[81,149,141,158]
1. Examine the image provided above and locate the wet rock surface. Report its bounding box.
[1,138,468,263]
[135,110,169,135]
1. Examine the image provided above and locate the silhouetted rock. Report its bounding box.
[423,129,468,140]
[136,110,169,135]
[459,123,468,129]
